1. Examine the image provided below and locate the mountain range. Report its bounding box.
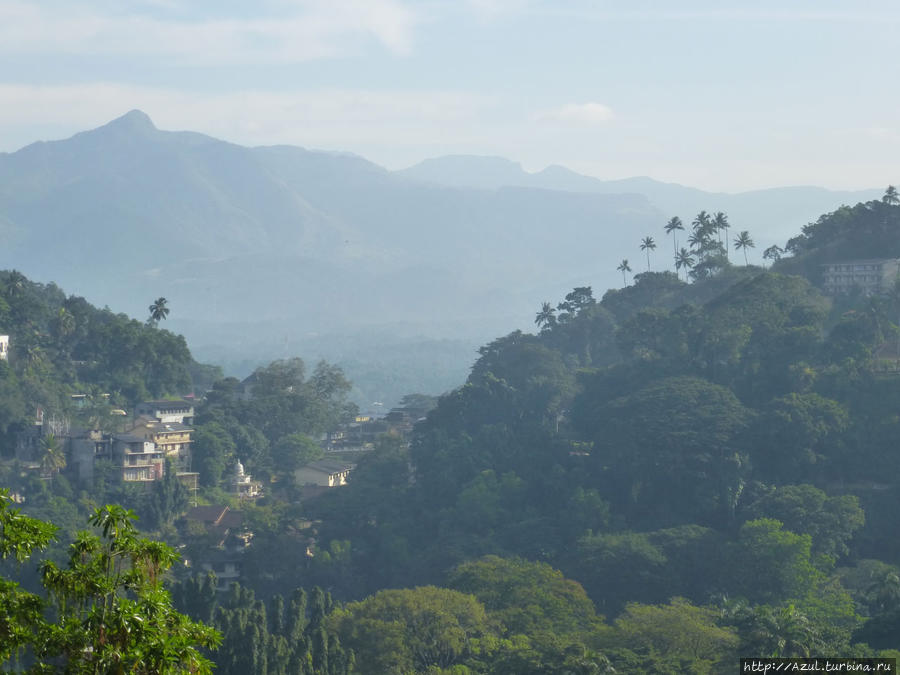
[0,111,883,404]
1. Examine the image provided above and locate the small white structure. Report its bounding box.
[231,460,261,499]
[0,335,8,361]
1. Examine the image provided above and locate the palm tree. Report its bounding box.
[674,247,695,281]
[883,185,899,206]
[148,297,170,325]
[692,210,713,236]
[534,302,557,331]
[5,270,26,302]
[616,259,632,287]
[39,434,66,477]
[762,244,784,267]
[712,212,730,260]
[734,230,755,265]
[741,605,820,658]
[640,236,656,270]
[53,307,76,341]
[664,216,684,259]
[866,567,900,614]
[687,230,710,253]
[25,342,45,370]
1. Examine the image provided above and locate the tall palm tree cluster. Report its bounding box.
[626,211,757,284]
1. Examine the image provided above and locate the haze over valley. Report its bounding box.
[0,112,882,404]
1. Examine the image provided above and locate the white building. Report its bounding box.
[294,460,355,487]
[231,460,261,499]
[133,399,194,425]
[821,259,900,296]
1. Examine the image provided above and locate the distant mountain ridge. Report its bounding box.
[0,111,663,326]
[395,155,881,241]
[0,111,883,403]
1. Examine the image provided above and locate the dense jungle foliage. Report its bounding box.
[3,193,900,672]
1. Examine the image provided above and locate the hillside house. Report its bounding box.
[324,417,389,452]
[114,434,165,482]
[70,427,175,486]
[295,460,355,487]
[69,428,112,483]
[183,505,249,590]
[134,399,194,425]
[199,554,243,592]
[0,335,8,360]
[128,417,193,471]
[821,259,900,296]
[184,504,244,533]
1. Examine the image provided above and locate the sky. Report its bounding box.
[0,0,898,192]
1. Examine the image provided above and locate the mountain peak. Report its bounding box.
[102,109,157,133]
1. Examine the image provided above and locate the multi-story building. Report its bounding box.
[129,417,193,471]
[0,335,8,361]
[114,434,165,482]
[69,428,112,483]
[70,429,171,484]
[821,259,900,296]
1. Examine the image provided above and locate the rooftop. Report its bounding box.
[138,399,194,409]
[185,505,243,530]
[132,417,193,433]
[822,258,900,266]
[114,433,150,444]
[304,460,355,474]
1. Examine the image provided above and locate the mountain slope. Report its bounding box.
[1,112,886,404]
[0,112,668,404]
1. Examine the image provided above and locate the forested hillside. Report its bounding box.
[0,270,210,448]
[4,195,900,672]
[292,194,900,670]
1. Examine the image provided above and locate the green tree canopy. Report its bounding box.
[578,375,751,524]
[743,484,864,558]
[1,494,220,672]
[448,555,602,638]
[608,598,738,673]
[328,586,489,674]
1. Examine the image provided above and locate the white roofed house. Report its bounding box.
[294,460,355,487]
[134,399,195,425]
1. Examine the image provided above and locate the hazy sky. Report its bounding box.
[0,0,897,191]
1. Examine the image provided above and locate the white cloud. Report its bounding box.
[538,102,614,126]
[0,0,419,64]
[464,0,532,19]
[507,4,900,23]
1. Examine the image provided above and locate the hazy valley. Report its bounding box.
[0,111,882,405]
